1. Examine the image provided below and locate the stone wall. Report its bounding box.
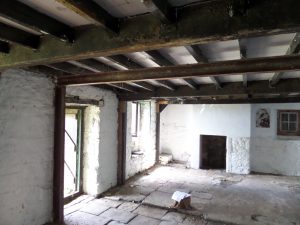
[67,86,119,195]
[0,69,54,225]
[125,101,156,179]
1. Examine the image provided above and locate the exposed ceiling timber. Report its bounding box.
[25,65,69,77]
[1,0,300,69]
[209,77,222,89]
[118,79,300,101]
[145,50,173,66]
[0,0,74,42]
[55,0,119,33]
[157,80,177,91]
[0,22,40,49]
[107,83,138,93]
[270,33,300,86]
[47,62,92,75]
[185,45,222,88]
[145,50,196,90]
[58,54,300,86]
[107,55,143,69]
[151,0,176,22]
[238,39,248,87]
[0,40,9,53]
[185,45,208,63]
[77,59,116,72]
[173,97,300,104]
[131,81,156,92]
[183,79,198,89]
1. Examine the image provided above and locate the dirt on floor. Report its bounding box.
[64,163,300,225]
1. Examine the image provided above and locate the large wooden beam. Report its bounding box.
[53,86,65,224]
[118,79,300,101]
[270,33,300,86]
[0,22,40,49]
[117,101,127,185]
[58,54,300,86]
[0,0,74,42]
[55,0,119,33]
[1,0,300,69]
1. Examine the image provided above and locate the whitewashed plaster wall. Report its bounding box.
[67,86,118,195]
[250,103,300,176]
[125,101,156,179]
[0,70,54,225]
[160,104,251,174]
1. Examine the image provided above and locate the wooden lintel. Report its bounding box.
[1,0,300,69]
[58,55,300,86]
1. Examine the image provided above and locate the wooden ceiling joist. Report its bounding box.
[118,79,300,101]
[0,22,40,49]
[1,0,300,69]
[270,33,300,86]
[58,54,300,86]
[78,59,117,72]
[108,83,138,93]
[238,39,248,87]
[151,0,176,23]
[55,0,119,33]
[0,0,74,42]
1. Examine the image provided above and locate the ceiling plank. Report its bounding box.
[151,0,176,22]
[0,22,40,49]
[1,0,300,69]
[55,0,119,33]
[118,79,300,101]
[0,0,74,42]
[25,65,69,77]
[270,33,300,86]
[58,54,300,86]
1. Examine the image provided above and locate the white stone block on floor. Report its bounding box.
[108,221,125,225]
[79,201,110,216]
[159,221,179,225]
[118,202,140,212]
[162,212,186,223]
[100,207,137,223]
[128,215,161,225]
[143,191,174,208]
[182,215,207,225]
[94,198,122,208]
[65,211,111,225]
[133,205,168,219]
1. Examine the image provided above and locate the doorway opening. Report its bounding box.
[200,135,226,169]
[64,108,84,202]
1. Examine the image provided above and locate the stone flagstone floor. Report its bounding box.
[64,163,300,225]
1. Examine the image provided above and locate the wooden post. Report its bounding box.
[53,86,65,224]
[155,102,160,163]
[117,101,127,185]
